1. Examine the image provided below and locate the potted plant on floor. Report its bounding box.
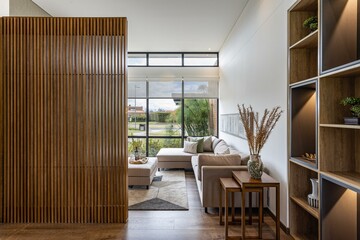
[340,97,360,125]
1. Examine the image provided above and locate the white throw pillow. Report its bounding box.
[183,141,198,154]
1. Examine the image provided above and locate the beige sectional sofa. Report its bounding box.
[156,137,250,211]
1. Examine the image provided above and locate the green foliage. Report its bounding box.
[176,99,214,136]
[351,105,360,117]
[128,136,144,153]
[340,97,360,117]
[303,16,318,31]
[150,112,171,123]
[128,113,146,122]
[148,138,181,157]
[340,97,360,106]
[148,138,162,157]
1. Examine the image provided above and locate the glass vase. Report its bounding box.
[247,154,264,179]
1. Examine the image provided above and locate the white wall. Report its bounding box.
[10,0,50,16]
[0,0,9,16]
[219,0,296,227]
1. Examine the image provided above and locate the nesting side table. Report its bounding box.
[232,171,280,240]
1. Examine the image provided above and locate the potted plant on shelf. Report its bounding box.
[303,16,318,32]
[340,97,360,125]
[238,104,283,179]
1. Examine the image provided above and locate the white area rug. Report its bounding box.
[128,170,189,210]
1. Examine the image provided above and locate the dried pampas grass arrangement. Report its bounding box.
[237,104,283,155]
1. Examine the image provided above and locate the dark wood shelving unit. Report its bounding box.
[289,0,360,238]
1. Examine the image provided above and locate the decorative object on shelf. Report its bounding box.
[238,104,283,179]
[129,157,148,164]
[307,178,319,208]
[302,153,316,161]
[340,97,360,125]
[303,16,318,32]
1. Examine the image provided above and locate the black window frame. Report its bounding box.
[128,52,219,67]
[128,96,219,157]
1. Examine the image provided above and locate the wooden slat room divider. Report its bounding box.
[0,17,128,223]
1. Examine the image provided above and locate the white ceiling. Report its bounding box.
[33,0,248,52]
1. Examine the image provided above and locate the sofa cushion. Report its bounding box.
[197,154,242,181]
[184,141,198,154]
[191,156,199,174]
[213,140,229,154]
[157,148,195,163]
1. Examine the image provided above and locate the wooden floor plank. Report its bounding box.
[0,171,293,240]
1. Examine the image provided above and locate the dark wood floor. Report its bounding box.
[0,171,293,240]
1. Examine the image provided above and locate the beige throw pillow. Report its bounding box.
[183,141,198,154]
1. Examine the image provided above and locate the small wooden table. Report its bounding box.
[232,171,280,240]
[219,178,242,239]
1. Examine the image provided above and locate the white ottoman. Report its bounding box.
[128,157,158,189]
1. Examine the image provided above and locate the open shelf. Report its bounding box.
[289,0,318,46]
[319,76,360,125]
[290,81,317,164]
[290,200,319,240]
[289,48,318,84]
[290,196,319,219]
[290,30,318,49]
[319,127,360,175]
[289,161,319,204]
[321,175,360,239]
[321,0,360,73]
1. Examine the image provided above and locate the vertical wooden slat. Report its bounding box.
[1,17,128,223]
[4,18,8,223]
[27,18,31,222]
[0,15,3,224]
